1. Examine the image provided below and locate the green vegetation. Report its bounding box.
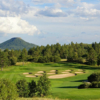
[0,79,18,100]
[0,62,100,99]
[37,73,51,97]
[0,37,37,50]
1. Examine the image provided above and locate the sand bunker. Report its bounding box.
[75,72,84,74]
[78,69,83,71]
[37,71,44,73]
[65,70,71,72]
[50,70,56,72]
[23,73,29,75]
[47,73,55,75]
[48,73,75,79]
[26,75,36,78]
[35,74,43,76]
[62,72,70,74]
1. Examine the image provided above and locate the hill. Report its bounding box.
[0,37,37,50]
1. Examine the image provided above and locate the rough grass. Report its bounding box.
[0,61,100,100]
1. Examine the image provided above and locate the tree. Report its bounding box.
[29,80,37,97]
[0,79,18,100]
[86,48,97,65]
[16,79,29,97]
[97,54,100,66]
[0,52,8,71]
[20,48,28,65]
[37,73,51,96]
[10,56,17,65]
[88,73,100,82]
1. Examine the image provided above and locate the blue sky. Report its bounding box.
[0,0,100,46]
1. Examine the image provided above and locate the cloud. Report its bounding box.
[35,7,67,17]
[0,0,29,17]
[32,0,74,4]
[0,17,40,35]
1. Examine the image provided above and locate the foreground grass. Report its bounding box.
[0,61,100,100]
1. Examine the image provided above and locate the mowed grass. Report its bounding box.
[0,61,100,100]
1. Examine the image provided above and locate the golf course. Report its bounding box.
[0,60,100,100]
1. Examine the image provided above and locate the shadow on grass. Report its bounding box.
[58,62,100,70]
[57,86,78,88]
[71,79,87,82]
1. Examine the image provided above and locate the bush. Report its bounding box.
[29,80,37,97]
[16,79,29,97]
[88,73,100,82]
[55,70,58,74]
[36,73,51,96]
[0,79,18,100]
[91,81,100,88]
[78,82,91,89]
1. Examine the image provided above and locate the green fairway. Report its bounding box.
[0,62,100,100]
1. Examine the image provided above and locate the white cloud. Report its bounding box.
[32,0,74,4]
[35,7,67,17]
[0,17,40,35]
[0,0,29,17]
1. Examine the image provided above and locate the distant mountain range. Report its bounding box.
[0,37,37,50]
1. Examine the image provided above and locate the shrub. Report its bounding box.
[55,70,58,74]
[29,80,37,97]
[78,82,91,89]
[88,73,100,82]
[16,79,29,97]
[91,81,100,88]
[36,73,51,96]
[0,79,18,100]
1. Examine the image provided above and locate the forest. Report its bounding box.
[0,42,100,70]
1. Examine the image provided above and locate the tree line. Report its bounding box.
[0,42,100,69]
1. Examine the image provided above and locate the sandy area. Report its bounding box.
[78,69,83,71]
[35,74,43,76]
[65,70,71,71]
[26,75,36,77]
[23,73,29,75]
[75,72,84,74]
[48,73,75,79]
[62,72,70,74]
[47,73,55,75]
[50,70,56,72]
[37,71,44,73]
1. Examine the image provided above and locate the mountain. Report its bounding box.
[0,37,37,50]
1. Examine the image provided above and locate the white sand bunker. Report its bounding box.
[35,74,43,76]
[47,73,55,75]
[75,72,84,74]
[48,73,75,79]
[65,70,71,72]
[26,75,36,78]
[62,72,70,74]
[50,70,56,72]
[37,71,44,73]
[78,69,83,71]
[23,73,29,75]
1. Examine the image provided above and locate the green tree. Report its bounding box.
[0,79,18,100]
[20,48,28,65]
[86,48,97,65]
[0,52,8,71]
[10,56,17,65]
[37,73,51,97]
[29,80,37,97]
[16,79,29,97]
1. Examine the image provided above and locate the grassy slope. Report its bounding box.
[0,62,100,100]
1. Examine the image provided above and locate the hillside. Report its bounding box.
[0,37,37,50]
